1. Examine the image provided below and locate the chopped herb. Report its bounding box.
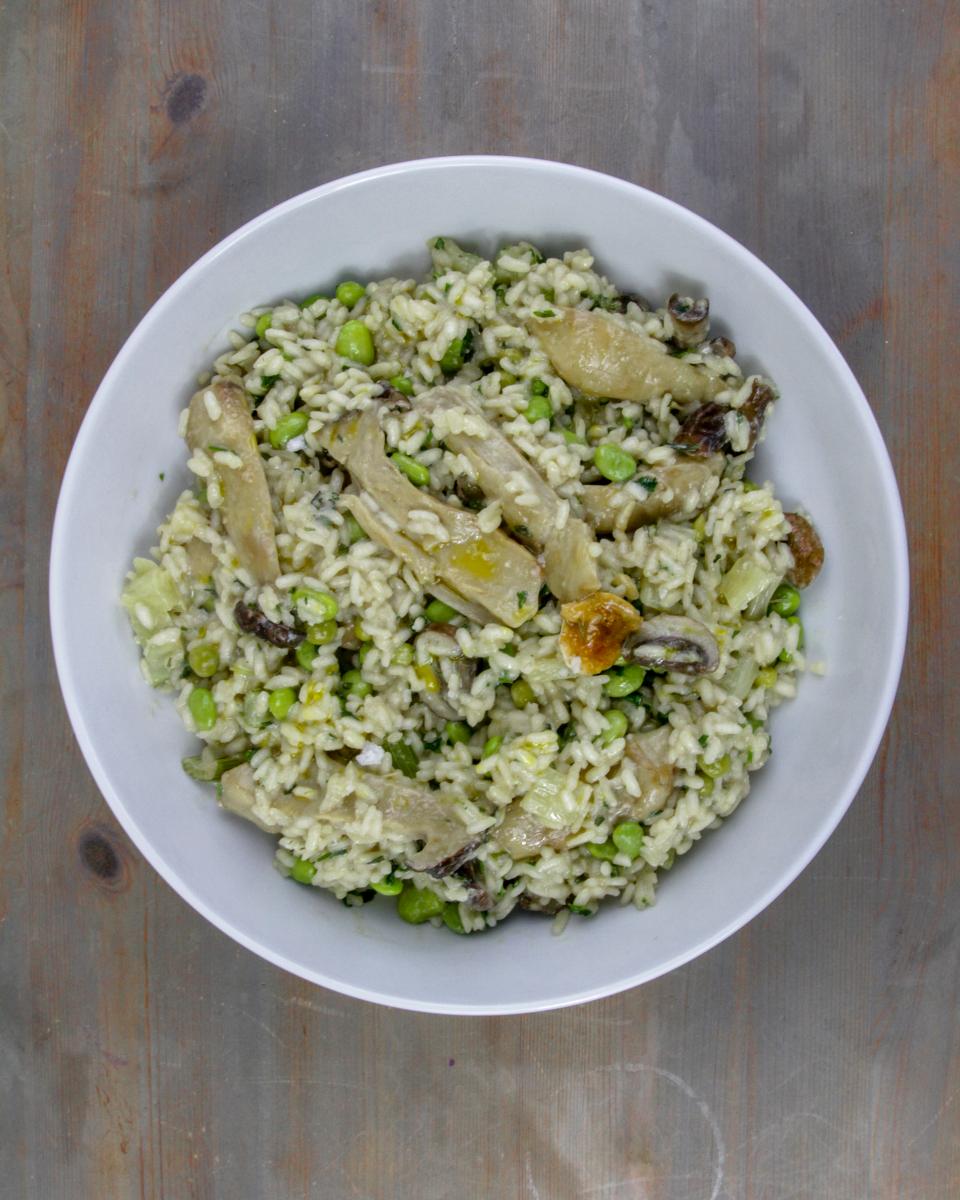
[698,734,709,747]
[207,444,229,453]
[638,476,658,492]
[542,287,555,303]
[261,374,280,390]
[532,308,556,318]
[557,723,575,748]
[433,237,446,249]
[422,737,442,753]
[158,471,165,481]
[516,590,528,609]
[493,283,507,304]
[513,523,531,537]
[569,905,595,917]
[391,317,403,331]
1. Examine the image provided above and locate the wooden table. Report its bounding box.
[3,2,957,1196]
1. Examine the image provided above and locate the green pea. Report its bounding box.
[335,319,375,365]
[268,687,297,721]
[612,821,645,859]
[392,643,415,666]
[300,292,327,309]
[188,643,220,678]
[481,735,503,759]
[425,598,458,622]
[254,312,272,341]
[587,840,618,861]
[390,452,430,487]
[342,670,372,699]
[295,640,318,670]
[439,335,468,375]
[343,511,369,544]
[446,721,471,745]
[292,587,338,621]
[396,884,445,924]
[594,443,637,483]
[290,857,316,884]
[510,679,535,709]
[768,582,801,617]
[390,375,415,397]
[524,394,552,424]
[698,753,731,779]
[269,410,309,449]
[188,686,217,731]
[387,737,419,778]
[600,709,629,744]
[442,903,466,934]
[305,620,336,646]
[372,874,403,896]
[530,377,549,396]
[603,664,646,698]
[742,479,760,492]
[335,280,366,309]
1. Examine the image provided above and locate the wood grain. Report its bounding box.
[2,1,957,1197]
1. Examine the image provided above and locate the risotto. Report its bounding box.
[121,237,824,934]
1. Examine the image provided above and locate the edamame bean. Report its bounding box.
[530,378,549,396]
[388,738,419,778]
[300,292,327,309]
[290,857,316,884]
[335,280,365,309]
[307,619,337,645]
[446,721,471,745]
[254,312,272,341]
[594,443,637,482]
[600,709,629,744]
[188,686,217,731]
[372,875,403,895]
[768,582,801,617]
[424,598,458,622]
[481,735,503,758]
[335,319,375,365]
[510,679,535,708]
[295,640,318,670]
[188,643,220,678]
[603,664,646,698]
[341,670,372,699]
[442,903,465,933]
[587,840,618,860]
[292,587,338,621]
[611,821,645,859]
[269,410,309,448]
[439,334,470,375]
[524,394,552,424]
[268,687,297,720]
[390,375,415,397]
[391,452,430,487]
[396,884,444,924]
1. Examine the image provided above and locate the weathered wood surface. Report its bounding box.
[1,2,957,1196]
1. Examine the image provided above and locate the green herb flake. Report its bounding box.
[698,734,709,747]
[532,308,556,318]
[517,591,528,609]
[638,476,658,492]
[433,237,446,249]
[158,471,165,481]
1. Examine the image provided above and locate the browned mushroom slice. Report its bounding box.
[417,388,600,602]
[674,378,775,458]
[319,408,541,628]
[625,614,719,675]
[185,382,280,583]
[667,294,710,349]
[580,458,722,532]
[559,591,643,674]
[784,512,825,588]
[708,336,736,358]
[529,308,725,405]
[375,780,484,876]
[234,601,303,648]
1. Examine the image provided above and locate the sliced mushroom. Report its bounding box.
[374,779,483,876]
[625,614,719,675]
[529,308,725,405]
[319,407,542,628]
[186,381,279,583]
[674,378,774,458]
[579,458,722,532]
[620,727,676,819]
[234,601,303,648]
[415,623,478,721]
[667,294,710,349]
[417,388,600,602]
[559,591,643,675]
[708,335,736,358]
[784,512,825,588]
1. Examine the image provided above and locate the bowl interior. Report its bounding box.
[50,158,907,1014]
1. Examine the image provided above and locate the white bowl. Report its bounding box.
[50,157,908,1014]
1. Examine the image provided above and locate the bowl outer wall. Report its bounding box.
[49,157,908,1015]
